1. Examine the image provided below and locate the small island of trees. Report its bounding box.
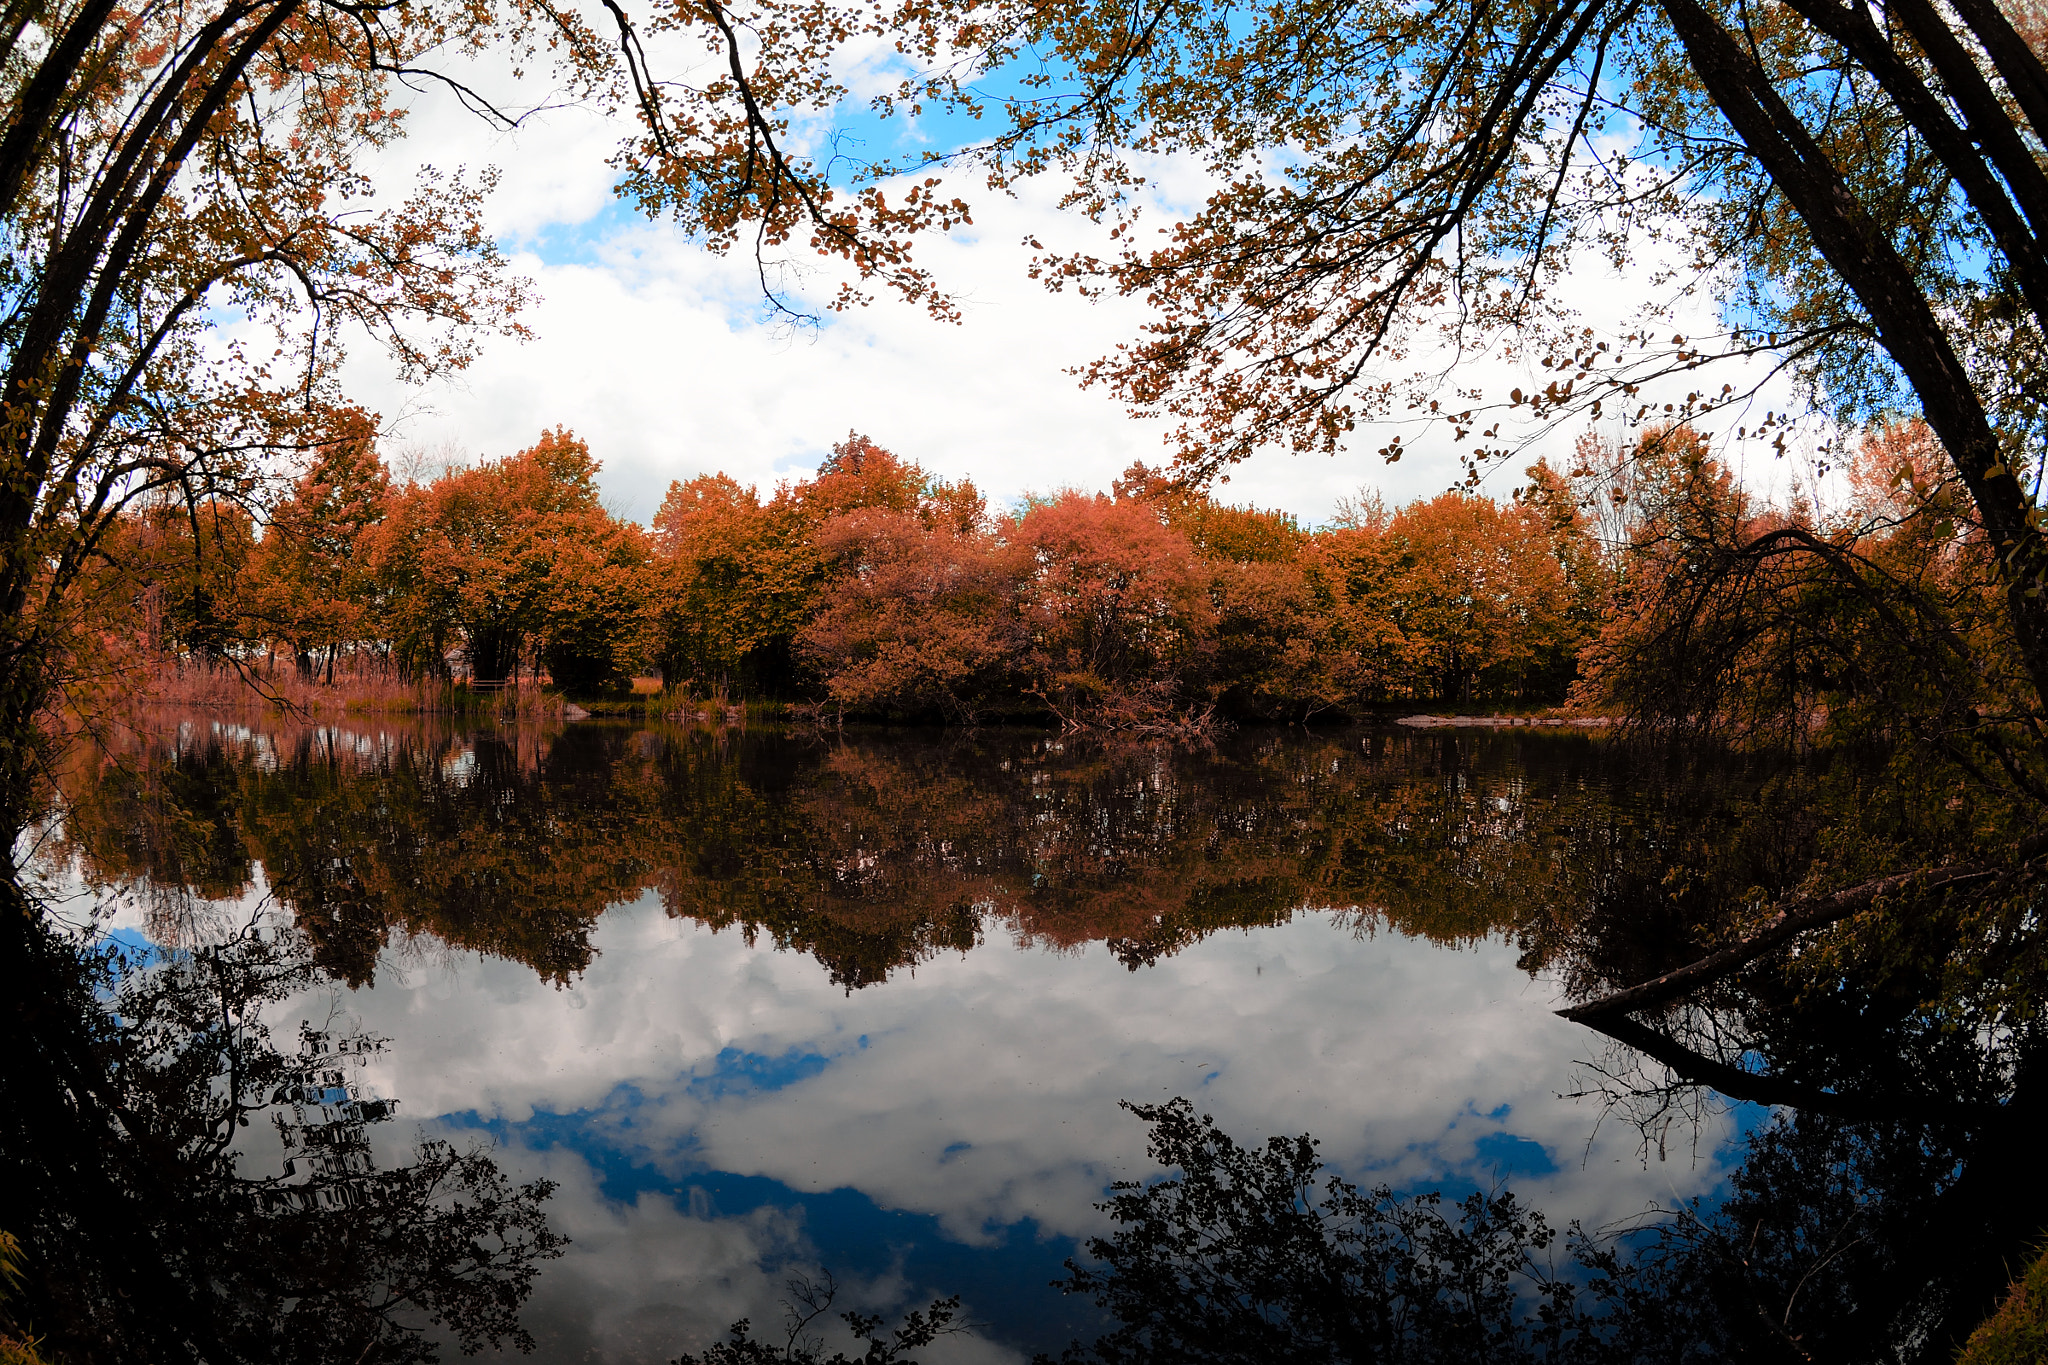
[80,416,1969,737]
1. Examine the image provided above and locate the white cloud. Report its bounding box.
[440,1147,880,1364]
[330,66,1819,529]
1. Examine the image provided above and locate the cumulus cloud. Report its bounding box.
[327,56,1817,528]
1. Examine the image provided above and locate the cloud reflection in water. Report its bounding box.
[327,897,1740,1362]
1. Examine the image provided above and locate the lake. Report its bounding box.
[25,716,1911,1360]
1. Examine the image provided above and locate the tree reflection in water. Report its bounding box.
[20,715,2048,1362]
[44,715,1760,988]
[0,887,562,1365]
[1038,1080,2041,1362]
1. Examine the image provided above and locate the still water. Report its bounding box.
[39,718,1759,1361]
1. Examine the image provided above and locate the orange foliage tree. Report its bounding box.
[90,419,1616,719]
[244,425,391,682]
[1010,491,1215,730]
[1114,461,1340,720]
[646,434,996,699]
[1376,493,1582,702]
[631,439,1608,723]
[370,429,646,689]
[80,497,261,670]
[644,473,800,690]
[797,506,1024,721]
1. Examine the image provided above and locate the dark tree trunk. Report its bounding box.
[1659,0,2048,711]
[468,625,518,686]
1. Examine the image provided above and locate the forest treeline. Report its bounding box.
[87,416,1986,730]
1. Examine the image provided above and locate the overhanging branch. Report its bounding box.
[1558,835,2048,1023]
[1578,1013,1990,1120]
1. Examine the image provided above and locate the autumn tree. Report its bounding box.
[369,430,647,690]
[1114,464,1349,720]
[647,444,1604,722]
[1536,414,2048,1169]
[1571,421,2014,754]
[1287,531,1403,709]
[627,0,2048,956]
[244,424,392,682]
[646,474,789,689]
[796,506,1024,720]
[793,434,930,522]
[1518,458,1611,637]
[92,497,262,665]
[934,0,2048,718]
[599,0,2048,679]
[1204,555,1347,720]
[1010,491,1214,730]
[646,435,993,698]
[1380,494,1583,703]
[1112,465,1597,711]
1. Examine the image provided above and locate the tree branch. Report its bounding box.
[1576,1012,1992,1120]
[1559,833,2048,1023]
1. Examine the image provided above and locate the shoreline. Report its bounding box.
[1395,714,1611,728]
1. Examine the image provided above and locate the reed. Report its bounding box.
[488,681,565,722]
[658,681,749,729]
[133,657,483,716]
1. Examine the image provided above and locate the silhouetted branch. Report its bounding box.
[1574,1013,1995,1120]
[1559,832,2048,1024]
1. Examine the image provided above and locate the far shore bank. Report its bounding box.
[1396,714,1612,729]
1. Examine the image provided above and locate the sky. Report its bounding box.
[333,43,1822,530]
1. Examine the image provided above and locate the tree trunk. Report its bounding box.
[0,647,44,855]
[1660,0,2048,711]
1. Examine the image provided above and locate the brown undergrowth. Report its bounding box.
[140,661,456,714]
[109,657,571,724]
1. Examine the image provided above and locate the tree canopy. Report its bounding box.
[90,430,1604,725]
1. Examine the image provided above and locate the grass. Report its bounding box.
[1959,1244,2048,1365]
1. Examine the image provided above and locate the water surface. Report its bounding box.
[47,719,1757,1361]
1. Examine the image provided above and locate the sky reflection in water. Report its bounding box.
[63,721,1751,1362]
